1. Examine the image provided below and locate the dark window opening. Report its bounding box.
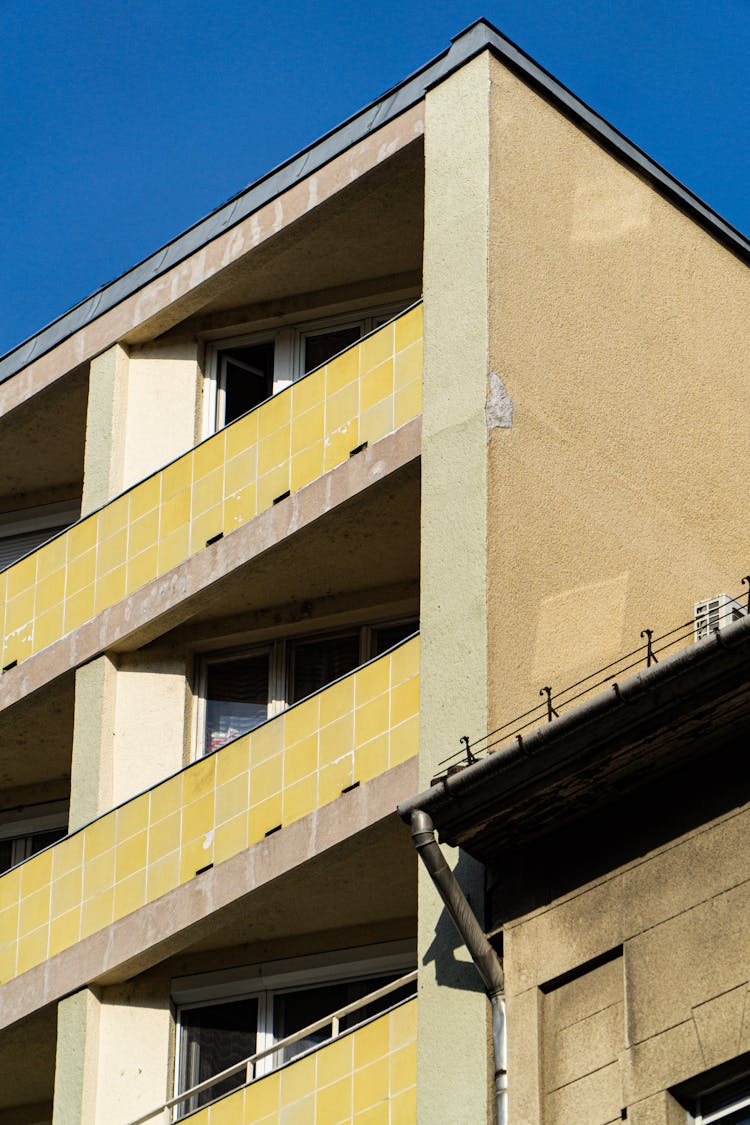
[303,326,361,374]
[220,341,275,426]
[204,652,270,755]
[179,997,259,1113]
[289,632,360,704]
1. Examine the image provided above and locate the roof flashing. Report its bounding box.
[2,17,748,391]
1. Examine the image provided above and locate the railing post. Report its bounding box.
[539,686,558,722]
[640,628,657,667]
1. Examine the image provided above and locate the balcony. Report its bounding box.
[0,635,419,985]
[0,304,423,670]
[132,981,417,1125]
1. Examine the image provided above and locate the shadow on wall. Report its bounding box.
[421,849,487,994]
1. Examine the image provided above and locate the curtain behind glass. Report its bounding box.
[179,998,258,1113]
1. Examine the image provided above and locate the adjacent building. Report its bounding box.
[1,18,749,1125]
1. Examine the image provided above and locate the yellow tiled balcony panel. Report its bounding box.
[0,304,423,669]
[0,635,419,984]
[184,998,417,1125]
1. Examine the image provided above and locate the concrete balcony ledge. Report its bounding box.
[0,757,417,1033]
[0,637,419,1019]
[0,305,423,677]
[0,416,421,717]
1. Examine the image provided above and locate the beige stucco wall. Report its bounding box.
[110,653,189,803]
[419,53,493,1125]
[69,653,187,829]
[485,55,750,733]
[503,801,750,1124]
[83,340,199,511]
[52,985,170,1125]
[120,341,200,492]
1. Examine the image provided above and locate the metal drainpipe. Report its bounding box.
[410,809,507,1125]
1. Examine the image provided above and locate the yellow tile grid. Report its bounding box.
[0,636,419,986]
[0,304,423,672]
[184,997,417,1125]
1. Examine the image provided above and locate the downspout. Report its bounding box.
[410,809,507,1125]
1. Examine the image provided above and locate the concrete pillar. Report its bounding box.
[419,49,494,1125]
[119,340,201,492]
[68,657,117,831]
[83,339,200,515]
[81,345,130,516]
[53,985,171,1125]
[51,990,99,1125]
[69,652,188,831]
[60,336,196,1121]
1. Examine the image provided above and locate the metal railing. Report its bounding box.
[437,579,750,778]
[127,969,418,1125]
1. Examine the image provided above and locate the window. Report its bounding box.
[691,1074,750,1123]
[173,944,415,1116]
[198,619,417,757]
[204,304,407,435]
[0,500,80,572]
[0,801,69,874]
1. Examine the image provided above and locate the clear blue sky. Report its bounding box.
[1,0,748,359]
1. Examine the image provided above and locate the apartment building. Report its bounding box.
[1,17,749,1125]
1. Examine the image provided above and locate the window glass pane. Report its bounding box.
[289,633,360,704]
[0,839,13,874]
[204,654,270,755]
[0,524,71,572]
[372,620,418,656]
[273,974,411,1066]
[303,326,361,374]
[179,998,258,1113]
[29,826,67,856]
[221,342,274,426]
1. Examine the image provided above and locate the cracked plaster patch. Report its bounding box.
[486,370,513,440]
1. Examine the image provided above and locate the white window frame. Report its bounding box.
[202,303,405,438]
[693,1092,750,1122]
[194,617,417,760]
[172,940,415,1105]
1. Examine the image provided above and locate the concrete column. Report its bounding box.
[68,657,117,831]
[51,990,100,1125]
[52,985,171,1125]
[83,339,200,515]
[82,344,130,516]
[119,341,201,492]
[419,49,494,1125]
[70,652,188,830]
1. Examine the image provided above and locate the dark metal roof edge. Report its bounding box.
[398,612,750,826]
[476,25,750,263]
[0,31,449,387]
[3,16,749,390]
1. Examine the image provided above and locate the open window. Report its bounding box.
[197,618,417,758]
[0,800,69,874]
[204,304,407,435]
[173,943,415,1116]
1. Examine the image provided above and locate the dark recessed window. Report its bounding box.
[219,341,275,427]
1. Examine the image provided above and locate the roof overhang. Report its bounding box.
[3,18,750,400]
[399,615,750,864]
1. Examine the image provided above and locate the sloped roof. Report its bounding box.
[2,17,749,388]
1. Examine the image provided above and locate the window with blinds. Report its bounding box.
[0,501,80,571]
[199,618,417,758]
